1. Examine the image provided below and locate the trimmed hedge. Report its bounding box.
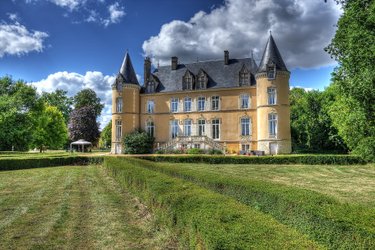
[104,157,321,249]
[137,159,375,249]
[138,154,366,165]
[0,156,104,171]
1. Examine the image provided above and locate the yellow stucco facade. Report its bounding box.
[111,34,292,154]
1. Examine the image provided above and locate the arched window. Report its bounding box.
[184,97,192,112]
[116,97,122,113]
[183,70,194,90]
[241,117,251,136]
[267,87,276,105]
[196,70,207,89]
[170,120,179,138]
[198,119,206,136]
[146,120,155,138]
[115,120,122,141]
[239,65,250,86]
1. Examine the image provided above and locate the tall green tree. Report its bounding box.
[73,89,104,118]
[31,104,68,152]
[325,0,375,161]
[40,89,73,124]
[0,76,41,151]
[99,120,112,149]
[290,88,347,153]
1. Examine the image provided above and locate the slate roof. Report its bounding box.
[119,52,139,85]
[144,57,258,93]
[258,34,288,73]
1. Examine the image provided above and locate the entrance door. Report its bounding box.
[115,144,122,154]
[269,142,278,155]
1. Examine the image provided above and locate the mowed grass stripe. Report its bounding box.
[131,158,375,249]
[0,166,174,249]
[105,157,322,249]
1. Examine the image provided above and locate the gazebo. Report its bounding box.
[70,139,92,152]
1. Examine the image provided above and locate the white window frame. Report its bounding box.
[211,96,220,111]
[197,96,206,111]
[241,117,251,136]
[115,120,122,141]
[183,119,192,136]
[268,88,277,105]
[147,100,154,114]
[170,98,179,113]
[146,120,155,138]
[241,144,250,151]
[116,97,122,113]
[184,97,192,112]
[240,94,250,109]
[269,113,278,137]
[197,119,206,136]
[170,120,179,139]
[212,119,220,140]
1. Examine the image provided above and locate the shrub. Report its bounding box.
[186,148,204,154]
[0,156,103,171]
[134,158,375,249]
[137,154,366,165]
[122,130,154,154]
[104,157,320,249]
[208,149,223,155]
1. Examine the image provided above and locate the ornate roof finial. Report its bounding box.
[269,30,272,35]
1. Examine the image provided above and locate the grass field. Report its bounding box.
[0,165,175,249]
[154,162,375,206]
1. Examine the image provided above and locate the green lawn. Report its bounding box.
[156,162,375,206]
[0,165,175,249]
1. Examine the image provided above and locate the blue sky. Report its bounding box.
[0,0,341,126]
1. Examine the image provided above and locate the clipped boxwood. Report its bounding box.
[138,154,366,165]
[104,157,321,249]
[136,158,375,249]
[0,156,104,171]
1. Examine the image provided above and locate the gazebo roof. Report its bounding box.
[70,139,92,145]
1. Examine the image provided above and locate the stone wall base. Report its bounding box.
[257,140,291,155]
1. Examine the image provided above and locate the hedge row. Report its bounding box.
[0,156,104,171]
[138,154,366,165]
[137,159,375,249]
[104,157,321,249]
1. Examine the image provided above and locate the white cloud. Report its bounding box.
[0,21,48,58]
[7,13,19,22]
[143,0,342,69]
[30,71,116,128]
[49,0,83,11]
[102,2,126,27]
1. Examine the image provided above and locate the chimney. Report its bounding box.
[144,57,151,84]
[171,56,178,70]
[224,50,229,65]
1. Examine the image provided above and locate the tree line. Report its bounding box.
[0,76,104,152]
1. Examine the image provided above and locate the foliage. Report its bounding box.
[290,88,347,153]
[104,157,320,249]
[208,148,223,155]
[73,88,104,118]
[99,120,112,149]
[31,104,68,152]
[122,130,154,154]
[0,76,41,151]
[0,156,103,171]
[138,154,366,165]
[325,0,375,161]
[186,148,204,154]
[68,106,100,145]
[40,89,73,124]
[139,158,375,249]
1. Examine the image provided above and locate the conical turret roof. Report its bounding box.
[257,34,288,73]
[119,52,139,85]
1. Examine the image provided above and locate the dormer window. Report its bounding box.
[196,70,207,89]
[147,81,155,93]
[239,65,250,86]
[183,70,194,90]
[267,62,276,79]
